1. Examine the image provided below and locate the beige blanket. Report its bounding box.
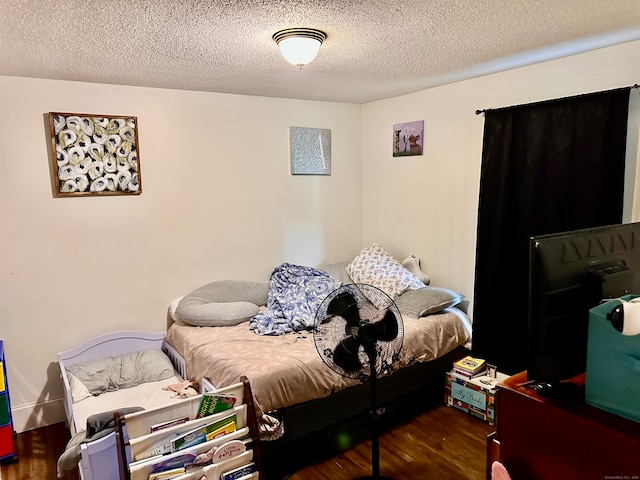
[166,307,471,416]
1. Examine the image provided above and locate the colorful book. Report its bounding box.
[452,366,488,379]
[221,462,258,480]
[234,474,259,480]
[171,413,237,452]
[206,421,237,441]
[150,416,190,433]
[148,467,186,479]
[148,452,197,474]
[454,355,486,373]
[196,393,237,418]
[137,439,173,460]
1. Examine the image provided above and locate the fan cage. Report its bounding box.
[313,283,404,380]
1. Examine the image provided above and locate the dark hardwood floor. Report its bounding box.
[284,403,493,480]
[1,404,492,480]
[0,421,80,480]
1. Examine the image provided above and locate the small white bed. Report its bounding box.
[58,331,190,480]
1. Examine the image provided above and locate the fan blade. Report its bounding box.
[327,291,360,328]
[374,310,399,341]
[333,335,363,372]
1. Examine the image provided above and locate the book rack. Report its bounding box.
[115,376,263,480]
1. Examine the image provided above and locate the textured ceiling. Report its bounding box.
[2,1,640,104]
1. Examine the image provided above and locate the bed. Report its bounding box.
[57,331,191,480]
[165,245,473,478]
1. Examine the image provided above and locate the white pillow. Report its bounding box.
[168,296,184,322]
[67,371,93,403]
[346,243,425,307]
[401,255,430,285]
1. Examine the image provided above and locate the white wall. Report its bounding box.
[4,38,640,433]
[0,76,363,431]
[362,39,640,315]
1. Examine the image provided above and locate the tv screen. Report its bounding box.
[527,221,640,386]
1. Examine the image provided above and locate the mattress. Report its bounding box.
[165,306,471,417]
[71,374,184,434]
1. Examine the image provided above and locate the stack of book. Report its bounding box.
[453,355,487,379]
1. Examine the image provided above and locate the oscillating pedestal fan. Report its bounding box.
[313,283,404,480]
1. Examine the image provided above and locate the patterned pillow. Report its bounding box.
[346,243,425,307]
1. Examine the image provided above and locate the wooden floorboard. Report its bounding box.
[0,421,79,480]
[285,404,493,480]
[0,404,492,480]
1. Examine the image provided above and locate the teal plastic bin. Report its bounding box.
[586,295,640,423]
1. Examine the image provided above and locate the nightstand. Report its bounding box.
[487,371,640,480]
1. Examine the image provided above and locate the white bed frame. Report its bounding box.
[58,331,187,480]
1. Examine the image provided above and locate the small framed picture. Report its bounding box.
[487,364,497,378]
[48,112,142,197]
[392,120,423,157]
[289,126,331,175]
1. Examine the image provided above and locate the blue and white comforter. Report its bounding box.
[249,263,341,335]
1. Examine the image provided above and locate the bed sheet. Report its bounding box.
[71,374,184,434]
[165,307,471,417]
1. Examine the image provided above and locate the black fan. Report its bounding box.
[313,283,404,480]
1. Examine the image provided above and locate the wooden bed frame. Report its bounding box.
[58,331,186,480]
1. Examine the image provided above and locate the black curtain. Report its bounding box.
[472,88,631,374]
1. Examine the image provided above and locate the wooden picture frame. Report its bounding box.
[48,112,142,197]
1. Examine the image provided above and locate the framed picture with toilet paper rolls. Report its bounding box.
[48,112,142,197]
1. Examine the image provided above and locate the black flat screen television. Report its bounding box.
[527,221,640,390]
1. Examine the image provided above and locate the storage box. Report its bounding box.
[444,371,507,424]
[586,295,640,423]
[0,395,8,426]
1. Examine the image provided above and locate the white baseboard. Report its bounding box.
[11,397,67,433]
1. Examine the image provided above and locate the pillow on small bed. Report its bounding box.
[67,371,93,403]
[395,286,464,318]
[66,349,175,398]
[346,243,424,306]
[176,280,269,327]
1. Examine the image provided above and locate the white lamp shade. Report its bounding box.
[273,28,326,68]
[278,36,322,67]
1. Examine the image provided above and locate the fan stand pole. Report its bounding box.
[355,345,393,480]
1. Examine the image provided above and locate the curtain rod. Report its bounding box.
[475,84,640,115]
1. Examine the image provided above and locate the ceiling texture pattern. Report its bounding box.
[2,0,640,103]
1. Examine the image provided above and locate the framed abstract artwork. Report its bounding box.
[48,112,142,197]
[392,120,423,157]
[289,126,331,175]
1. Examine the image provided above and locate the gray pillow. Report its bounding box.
[66,349,175,396]
[395,286,464,318]
[176,280,269,327]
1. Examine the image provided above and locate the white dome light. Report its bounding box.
[273,28,327,69]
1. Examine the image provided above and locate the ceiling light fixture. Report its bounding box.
[272,28,327,69]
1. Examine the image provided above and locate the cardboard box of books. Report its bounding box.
[445,369,508,424]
